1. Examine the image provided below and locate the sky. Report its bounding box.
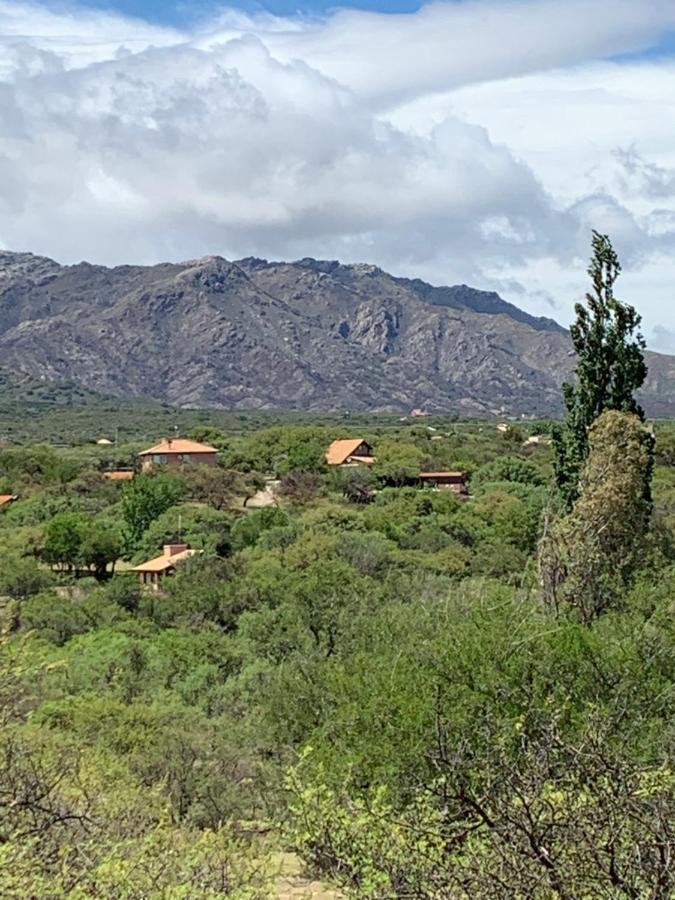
[1,0,675,349]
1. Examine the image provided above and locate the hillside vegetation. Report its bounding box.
[1,234,674,898]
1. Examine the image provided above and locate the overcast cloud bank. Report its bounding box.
[1,0,674,348]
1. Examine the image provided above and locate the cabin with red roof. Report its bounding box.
[325,439,375,467]
[138,438,218,473]
[0,494,17,509]
[132,543,198,590]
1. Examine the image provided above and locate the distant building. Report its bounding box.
[419,471,468,495]
[325,439,376,467]
[132,543,198,590]
[522,435,550,448]
[138,438,218,473]
[0,494,17,508]
[496,423,510,433]
[410,408,428,418]
[103,470,135,481]
[97,438,114,446]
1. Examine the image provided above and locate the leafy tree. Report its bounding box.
[276,441,326,475]
[541,410,653,622]
[40,513,120,578]
[41,512,87,572]
[338,467,376,504]
[135,504,232,560]
[277,471,322,505]
[121,473,183,549]
[0,558,53,600]
[471,456,544,489]
[230,507,289,552]
[99,576,143,614]
[188,425,230,449]
[181,464,251,510]
[554,231,648,507]
[79,521,122,578]
[374,440,424,486]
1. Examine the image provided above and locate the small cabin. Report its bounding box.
[0,494,17,509]
[138,438,218,473]
[325,439,375,467]
[132,543,198,590]
[419,471,468,495]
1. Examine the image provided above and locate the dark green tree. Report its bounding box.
[41,512,87,572]
[553,231,648,508]
[79,522,122,579]
[121,473,183,550]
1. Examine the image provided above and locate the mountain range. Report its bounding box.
[1,250,674,417]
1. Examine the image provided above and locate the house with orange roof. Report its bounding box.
[132,543,199,590]
[325,439,375,467]
[0,494,18,509]
[138,438,218,473]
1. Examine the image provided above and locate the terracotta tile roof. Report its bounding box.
[103,470,135,481]
[139,438,218,456]
[325,439,373,466]
[132,548,197,573]
[0,494,17,507]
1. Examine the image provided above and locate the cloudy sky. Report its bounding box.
[2,0,675,347]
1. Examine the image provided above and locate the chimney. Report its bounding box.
[163,543,188,557]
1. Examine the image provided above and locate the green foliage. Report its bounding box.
[121,473,183,549]
[230,507,290,551]
[2,410,675,894]
[0,557,53,599]
[554,231,648,507]
[181,464,252,510]
[41,511,88,571]
[471,455,544,488]
[0,727,272,898]
[542,410,653,622]
[135,504,232,560]
[40,511,121,576]
[373,439,424,485]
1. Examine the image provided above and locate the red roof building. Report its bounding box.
[138,438,218,472]
[132,543,199,590]
[325,439,375,467]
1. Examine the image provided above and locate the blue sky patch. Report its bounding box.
[72,0,425,26]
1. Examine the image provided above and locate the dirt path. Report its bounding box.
[273,852,344,899]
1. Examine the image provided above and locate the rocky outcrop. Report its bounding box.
[0,250,673,416]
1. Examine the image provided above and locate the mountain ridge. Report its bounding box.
[1,250,674,416]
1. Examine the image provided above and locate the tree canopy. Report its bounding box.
[554,231,648,507]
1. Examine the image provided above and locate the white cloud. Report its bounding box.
[0,0,675,344]
[248,0,675,107]
[0,0,180,71]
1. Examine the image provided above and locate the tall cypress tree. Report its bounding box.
[553,231,648,508]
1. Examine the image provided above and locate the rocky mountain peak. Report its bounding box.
[0,250,673,416]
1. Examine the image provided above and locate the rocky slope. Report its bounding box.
[0,250,673,416]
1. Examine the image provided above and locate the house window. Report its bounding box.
[153,454,167,464]
[180,454,191,462]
